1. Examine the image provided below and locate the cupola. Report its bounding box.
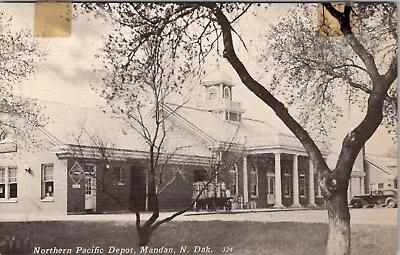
[200,68,244,122]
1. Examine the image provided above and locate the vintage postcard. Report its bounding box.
[0,2,397,255]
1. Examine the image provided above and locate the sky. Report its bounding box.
[1,3,397,157]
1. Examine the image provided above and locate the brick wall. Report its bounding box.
[158,165,194,210]
[67,159,132,214]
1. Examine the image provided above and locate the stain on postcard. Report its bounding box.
[317,3,355,36]
[34,2,71,37]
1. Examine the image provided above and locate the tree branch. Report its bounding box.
[322,3,381,81]
[383,55,397,87]
[206,4,330,187]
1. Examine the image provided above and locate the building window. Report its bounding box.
[0,166,18,200]
[229,164,238,196]
[283,165,291,197]
[229,112,239,122]
[268,177,274,195]
[207,87,217,101]
[299,168,306,197]
[224,111,241,122]
[223,86,231,100]
[8,167,17,198]
[249,164,258,197]
[116,166,124,185]
[41,164,54,199]
[194,169,208,182]
[0,168,5,199]
[394,179,398,189]
[378,183,384,189]
[85,164,96,176]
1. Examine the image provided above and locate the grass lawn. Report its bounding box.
[0,221,396,255]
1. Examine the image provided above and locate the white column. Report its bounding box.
[243,155,249,205]
[274,153,284,208]
[292,154,301,207]
[308,160,316,207]
[5,168,9,199]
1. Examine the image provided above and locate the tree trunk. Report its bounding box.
[138,225,152,246]
[326,191,351,255]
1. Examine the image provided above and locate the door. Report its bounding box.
[130,166,146,211]
[84,165,96,211]
[267,176,275,205]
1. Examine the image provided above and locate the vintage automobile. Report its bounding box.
[350,189,397,208]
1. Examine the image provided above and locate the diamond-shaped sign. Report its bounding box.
[68,161,84,184]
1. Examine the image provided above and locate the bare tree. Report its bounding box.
[66,121,242,246]
[86,30,245,245]
[98,33,190,246]
[79,3,396,254]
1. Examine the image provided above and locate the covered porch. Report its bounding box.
[242,149,325,209]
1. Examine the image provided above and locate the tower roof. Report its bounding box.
[201,69,236,87]
[200,58,237,87]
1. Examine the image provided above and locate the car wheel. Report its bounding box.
[352,200,363,208]
[386,199,396,208]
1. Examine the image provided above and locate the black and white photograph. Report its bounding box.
[0,2,397,255]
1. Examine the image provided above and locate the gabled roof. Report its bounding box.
[365,154,397,177]
[164,103,310,152]
[39,100,211,158]
[37,97,321,158]
[40,100,148,150]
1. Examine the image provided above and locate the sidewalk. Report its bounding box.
[1,207,397,225]
[0,206,322,222]
[185,206,323,216]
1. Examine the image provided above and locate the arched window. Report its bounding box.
[223,86,231,100]
[229,164,238,196]
[207,87,217,101]
[249,164,258,197]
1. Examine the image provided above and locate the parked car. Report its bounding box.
[350,189,397,208]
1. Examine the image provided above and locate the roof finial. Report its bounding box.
[215,55,220,72]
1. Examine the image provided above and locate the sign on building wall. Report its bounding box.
[0,131,17,153]
[68,161,84,185]
[0,143,17,153]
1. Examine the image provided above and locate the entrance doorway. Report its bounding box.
[130,165,146,211]
[267,175,275,205]
[84,165,96,212]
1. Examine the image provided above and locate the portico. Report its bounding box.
[242,148,324,209]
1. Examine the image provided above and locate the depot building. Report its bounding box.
[0,73,337,216]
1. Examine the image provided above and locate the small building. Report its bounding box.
[0,73,332,217]
[364,154,397,192]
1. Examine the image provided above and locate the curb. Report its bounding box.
[184,206,326,216]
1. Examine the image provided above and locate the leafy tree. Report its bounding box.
[80,3,396,254]
[214,3,396,255]
[263,3,397,139]
[0,10,45,144]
